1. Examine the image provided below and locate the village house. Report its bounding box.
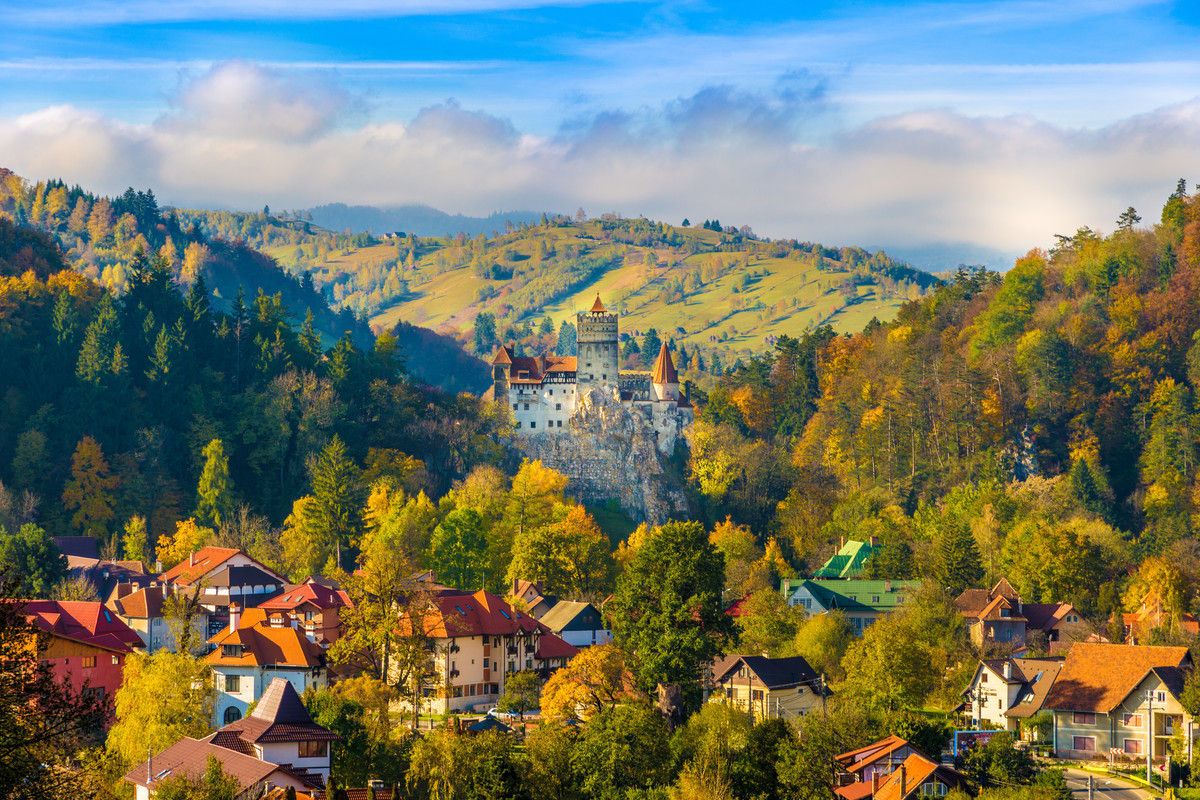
[160,547,287,638]
[709,654,829,720]
[22,599,144,704]
[107,584,208,653]
[835,735,927,789]
[953,578,1090,653]
[511,579,557,618]
[780,578,920,634]
[1123,590,1200,645]
[872,753,970,800]
[536,600,612,648]
[394,589,578,715]
[204,604,328,726]
[1042,642,1193,761]
[834,737,970,800]
[257,577,351,645]
[961,656,1062,735]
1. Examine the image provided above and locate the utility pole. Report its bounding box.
[1147,689,1154,785]
[1088,773,1094,800]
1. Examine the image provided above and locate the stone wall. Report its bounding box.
[517,387,690,524]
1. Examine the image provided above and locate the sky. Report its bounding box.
[2,0,1200,264]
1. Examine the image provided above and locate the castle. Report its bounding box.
[484,296,693,455]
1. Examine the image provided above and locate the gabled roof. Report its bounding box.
[258,579,351,613]
[954,578,1020,618]
[813,540,876,579]
[21,600,143,653]
[978,595,1026,623]
[110,586,167,619]
[159,547,242,585]
[714,654,824,691]
[538,600,599,633]
[398,589,579,660]
[835,735,912,772]
[788,579,920,613]
[124,736,314,792]
[650,342,678,385]
[204,610,324,668]
[873,753,967,800]
[1043,643,1190,713]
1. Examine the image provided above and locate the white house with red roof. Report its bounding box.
[159,547,287,637]
[484,296,692,455]
[257,577,351,645]
[395,589,579,714]
[21,599,144,705]
[125,680,335,799]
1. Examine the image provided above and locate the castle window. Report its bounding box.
[557,421,562,427]
[556,403,561,410]
[530,422,536,429]
[524,404,529,410]
[512,403,518,410]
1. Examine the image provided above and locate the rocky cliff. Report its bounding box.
[518,387,689,524]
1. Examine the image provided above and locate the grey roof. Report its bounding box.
[538,600,599,633]
[714,654,826,691]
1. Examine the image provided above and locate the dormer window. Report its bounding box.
[222,644,244,658]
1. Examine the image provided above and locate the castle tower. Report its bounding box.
[576,295,619,389]
[490,344,513,401]
[650,342,680,402]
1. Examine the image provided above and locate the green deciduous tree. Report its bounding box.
[429,507,487,591]
[107,651,214,770]
[0,523,67,596]
[607,521,734,703]
[570,704,672,800]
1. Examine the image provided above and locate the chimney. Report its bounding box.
[512,578,519,597]
[147,747,152,785]
[870,535,878,547]
[899,764,907,797]
[1003,661,1013,680]
[873,773,881,794]
[229,602,242,632]
[189,551,195,567]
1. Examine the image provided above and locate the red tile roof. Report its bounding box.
[873,753,966,800]
[836,735,912,774]
[401,590,579,660]
[124,736,314,792]
[258,579,351,612]
[214,678,340,747]
[204,609,324,668]
[590,294,606,313]
[21,600,143,653]
[159,547,242,585]
[1043,642,1190,713]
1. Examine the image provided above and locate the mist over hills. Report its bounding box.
[304,203,546,238]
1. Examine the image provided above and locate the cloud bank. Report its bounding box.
[1,60,1196,256]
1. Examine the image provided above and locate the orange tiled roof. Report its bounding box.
[650,342,678,385]
[204,611,324,668]
[589,294,606,313]
[836,735,911,774]
[874,753,960,800]
[22,599,143,653]
[399,589,578,659]
[1043,642,1190,713]
[159,547,241,585]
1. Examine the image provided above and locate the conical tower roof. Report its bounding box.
[589,294,606,314]
[651,342,679,385]
[250,678,314,725]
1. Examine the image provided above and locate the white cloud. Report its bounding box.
[1,60,1197,256]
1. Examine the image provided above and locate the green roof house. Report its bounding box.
[779,578,921,635]
[812,539,877,579]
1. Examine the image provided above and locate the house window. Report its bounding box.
[112,655,120,665]
[1123,713,1143,727]
[921,783,947,796]
[556,403,561,410]
[224,707,242,724]
[225,674,240,693]
[83,686,104,702]
[872,596,880,604]
[530,422,536,429]
[981,673,988,683]
[1157,692,1167,703]
[508,661,516,672]
[526,658,533,670]
[484,658,490,669]
[1073,736,1097,752]
[222,644,243,658]
[1073,712,1096,725]
[82,656,96,668]
[299,740,328,758]
[489,683,499,694]
[1124,739,1143,755]
[752,690,763,702]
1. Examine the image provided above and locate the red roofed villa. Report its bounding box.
[21,599,143,705]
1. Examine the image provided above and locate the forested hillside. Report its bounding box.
[163,197,942,371]
[687,186,1200,637]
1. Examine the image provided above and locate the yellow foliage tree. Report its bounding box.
[155,518,213,570]
[506,504,612,599]
[540,644,630,722]
[61,435,118,537]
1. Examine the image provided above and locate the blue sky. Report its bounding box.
[2,0,1200,261]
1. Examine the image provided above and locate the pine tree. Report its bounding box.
[61,436,118,537]
[76,294,122,384]
[308,436,363,571]
[195,439,234,529]
[935,521,983,594]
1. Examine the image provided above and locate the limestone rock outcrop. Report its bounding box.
[518,386,689,524]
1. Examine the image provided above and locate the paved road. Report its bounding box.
[1063,768,1153,800]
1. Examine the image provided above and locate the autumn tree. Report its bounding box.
[506,505,612,600]
[156,518,212,570]
[61,436,118,537]
[540,644,631,722]
[122,515,148,565]
[497,670,542,722]
[107,651,214,769]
